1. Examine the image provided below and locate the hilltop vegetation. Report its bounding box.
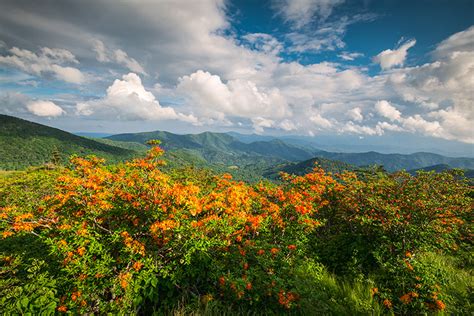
[0,144,472,315]
[2,115,473,183]
[312,150,474,172]
[0,115,137,170]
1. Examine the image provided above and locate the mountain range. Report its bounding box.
[1,115,473,180]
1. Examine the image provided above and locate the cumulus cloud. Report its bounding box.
[0,46,84,83]
[434,25,474,58]
[0,91,31,115]
[375,100,401,121]
[310,113,333,129]
[0,1,472,144]
[383,27,474,143]
[76,73,195,122]
[374,39,416,70]
[177,70,290,124]
[347,107,363,121]
[92,39,146,75]
[0,92,64,117]
[275,0,345,28]
[252,117,275,134]
[27,100,64,117]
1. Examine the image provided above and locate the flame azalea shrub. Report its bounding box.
[0,145,333,313]
[1,145,471,314]
[315,169,472,314]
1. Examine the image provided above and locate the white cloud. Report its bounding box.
[279,119,297,131]
[310,113,333,128]
[241,33,283,55]
[0,2,472,144]
[76,73,195,122]
[434,25,474,58]
[177,70,290,123]
[0,45,84,84]
[92,39,146,75]
[1,92,65,118]
[374,39,416,70]
[375,100,401,121]
[275,0,345,29]
[338,51,363,61]
[376,121,403,132]
[347,107,363,121]
[383,27,474,143]
[341,121,383,136]
[27,100,64,117]
[0,91,31,115]
[401,115,443,137]
[252,117,275,134]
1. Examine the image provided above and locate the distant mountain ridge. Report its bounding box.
[108,129,474,172]
[408,164,474,178]
[311,150,474,172]
[2,115,474,176]
[107,131,315,162]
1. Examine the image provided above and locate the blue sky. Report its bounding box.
[0,0,473,155]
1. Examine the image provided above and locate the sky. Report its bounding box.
[0,0,473,154]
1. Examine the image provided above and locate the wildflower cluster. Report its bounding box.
[0,144,471,314]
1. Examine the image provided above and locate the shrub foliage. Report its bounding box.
[1,144,472,314]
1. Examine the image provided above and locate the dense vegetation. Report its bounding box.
[2,115,473,183]
[1,143,472,315]
[108,129,474,172]
[0,115,137,170]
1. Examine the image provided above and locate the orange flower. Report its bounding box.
[405,251,412,258]
[270,248,279,255]
[400,293,412,304]
[71,291,81,301]
[383,299,392,309]
[119,272,131,289]
[57,305,67,312]
[133,261,143,271]
[2,231,13,238]
[219,276,226,286]
[371,287,378,296]
[435,300,446,310]
[77,247,86,256]
[246,282,252,290]
[257,249,265,255]
[287,244,296,251]
[243,262,249,270]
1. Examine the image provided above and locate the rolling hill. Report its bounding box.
[408,164,474,179]
[107,130,315,163]
[311,150,474,172]
[0,115,138,169]
[262,157,358,180]
[108,130,474,172]
[3,114,473,180]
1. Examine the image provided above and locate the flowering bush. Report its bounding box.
[0,143,471,314]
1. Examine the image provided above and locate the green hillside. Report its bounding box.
[0,115,138,170]
[263,157,358,180]
[408,164,474,179]
[107,130,314,162]
[313,150,474,172]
